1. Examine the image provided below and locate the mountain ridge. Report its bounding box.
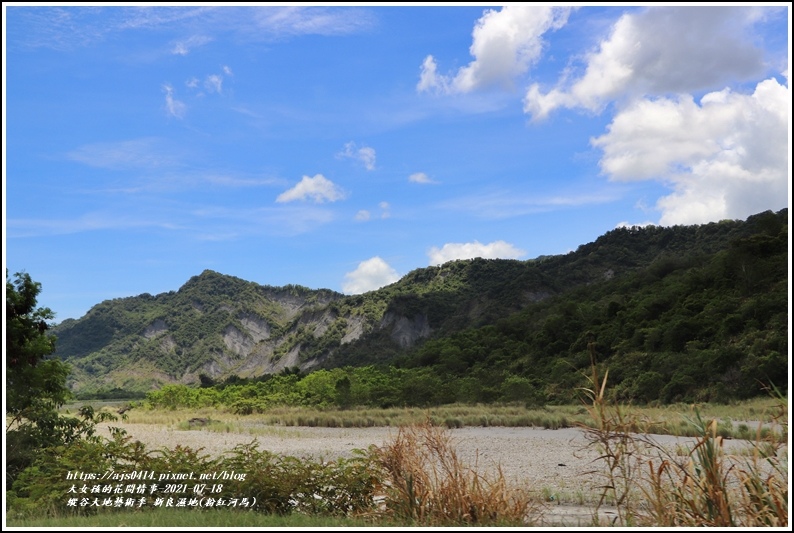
[51,208,788,400]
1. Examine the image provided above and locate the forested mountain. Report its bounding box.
[52,209,788,403]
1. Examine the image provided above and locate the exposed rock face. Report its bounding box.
[382,312,431,348]
[222,325,254,357]
[341,316,366,345]
[143,319,168,339]
[239,313,270,342]
[299,309,337,338]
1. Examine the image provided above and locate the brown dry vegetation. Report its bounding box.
[366,420,543,526]
[580,365,788,527]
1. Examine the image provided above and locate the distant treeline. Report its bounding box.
[146,365,551,411]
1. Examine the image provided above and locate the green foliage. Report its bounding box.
[9,431,379,520]
[397,210,787,404]
[53,270,345,391]
[49,209,788,405]
[219,442,378,516]
[6,271,119,488]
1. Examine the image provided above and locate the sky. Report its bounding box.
[3,4,791,323]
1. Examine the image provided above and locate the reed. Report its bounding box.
[366,419,542,526]
[580,359,788,527]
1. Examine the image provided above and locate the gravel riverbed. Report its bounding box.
[97,420,771,526]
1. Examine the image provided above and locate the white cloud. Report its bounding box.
[222,65,233,76]
[355,203,389,221]
[342,257,400,294]
[162,83,186,118]
[250,6,375,37]
[409,172,436,184]
[440,189,620,219]
[428,240,526,266]
[186,77,199,89]
[337,141,376,170]
[276,174,347,203]
[615,220,656,229]
[417,55,446,94]
[205,74,223,93]
[171,34,213,55]
[524,6,768,120]
[11,7,374,50]
[591,76,789,225]
[192,204,336,237]
[67,138,179,169]
[203,175,279,187]
[6,212,179,238]
[418,6,572,94]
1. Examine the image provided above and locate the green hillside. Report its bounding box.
[52,209,788,403]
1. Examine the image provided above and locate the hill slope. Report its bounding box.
[52,209,788,401]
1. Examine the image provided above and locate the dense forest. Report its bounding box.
[53,209,788,405]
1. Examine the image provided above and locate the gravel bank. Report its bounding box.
[98,420,770,526]
[100,422,603,493]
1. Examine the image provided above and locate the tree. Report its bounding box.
[5,270,109,487]
[6,270,67,421]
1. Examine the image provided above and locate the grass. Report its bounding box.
[62,397,788,441]
[579,363,788,527]
[28,393,787,528]
[4,507,387,528]
[366,420,543,526]
[10,395,788,528]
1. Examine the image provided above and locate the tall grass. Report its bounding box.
[580,361,788,527]
[366,420,542,526]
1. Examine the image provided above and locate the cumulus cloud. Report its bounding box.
[355,210,371,221]
[428,240,526,266]
[524,6,768,120]
[417,55,446,94]
[409,172,437,184]
[337,141,376,170]
[418,5,572,94]
[342,257,400,294]
[591,76,789,225]
[162,83,186,118]
[276,174,347,203]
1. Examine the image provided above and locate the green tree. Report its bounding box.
[6,270,110,488]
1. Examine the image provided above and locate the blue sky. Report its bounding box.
[3,4,791,322]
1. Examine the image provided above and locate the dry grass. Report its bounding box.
[579,359,788,527]
[61,398,787,441]
[366,420,544,526]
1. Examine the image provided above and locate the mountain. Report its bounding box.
[52,209,788,400]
